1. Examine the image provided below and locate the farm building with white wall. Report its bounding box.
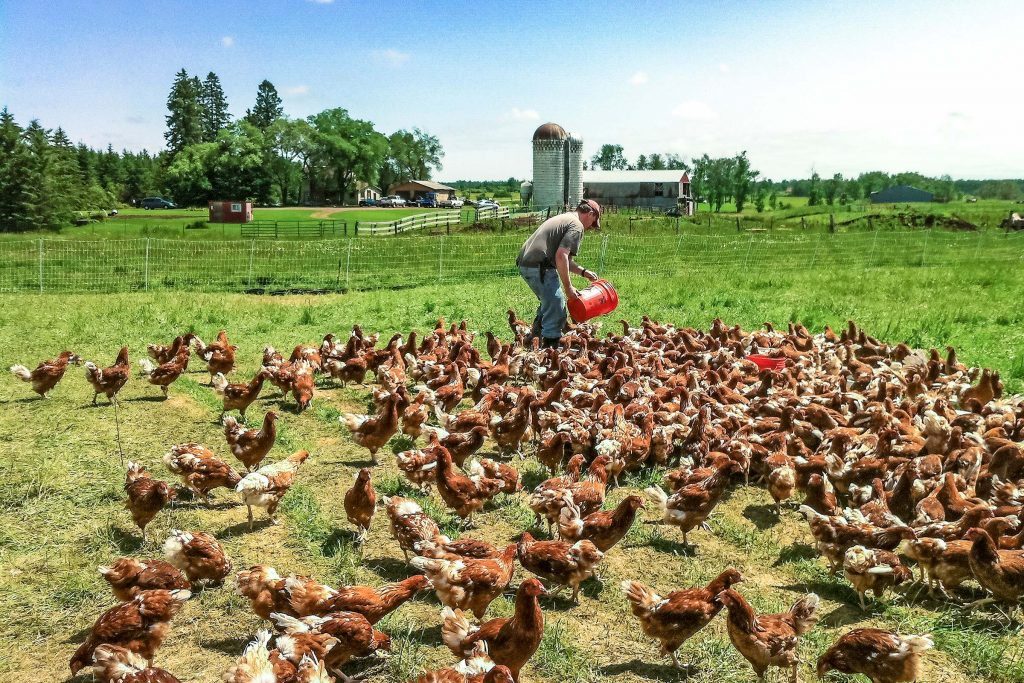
[582,170,695,214]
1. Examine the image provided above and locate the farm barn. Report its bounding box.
[355,181,382,203]
[207,200,252,223]
[870,185,934,203]
[583,170,696,213]
[389,180,456,202]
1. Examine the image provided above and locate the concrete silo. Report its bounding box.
[531,122,583,211]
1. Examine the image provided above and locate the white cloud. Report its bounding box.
[508,107,539,121]
[671,101,718,121]
[629,70,649,85]
[283,85,310,96]
[718,63,730,73]
[221,36,235,48]
[373,49,410,68]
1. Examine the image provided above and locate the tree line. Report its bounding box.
[0,69,445,231]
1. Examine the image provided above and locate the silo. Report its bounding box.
[566,135,584,207]
[531,122,569,211]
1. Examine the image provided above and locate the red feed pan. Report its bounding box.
[747,354,786,370]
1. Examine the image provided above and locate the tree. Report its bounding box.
[200,72,231,143]
[308,108,388,204]
[665,153,689,171]
[731,151,757,213]
[590,144,627,171]
[386,128,444,183]
[267,118,311,205]
[825,172,842,206]
[768,190,778,210]
[0,108,34,231]
[634,154,648,170]
[164,68,204,158]
[164,142,216,206]
[648,153,666,170]
[808,172,822,206]
[245,80,283,131]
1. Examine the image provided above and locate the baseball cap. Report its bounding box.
[579,199,602,229]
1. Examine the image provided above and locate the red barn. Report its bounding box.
[208,200,253,223]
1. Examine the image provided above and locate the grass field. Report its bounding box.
[2,256,1023,682]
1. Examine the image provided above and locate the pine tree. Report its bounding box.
[164,68,204,157]
[200,72,231,142]
[0,108,34,231]
[50,128,88,211]
[245,80,283,131]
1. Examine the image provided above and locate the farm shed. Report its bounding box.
[390,180,456,202]
[208,200,252,223]
[355,182,382,202]
[583,170,695,213]
[870,185,934,204]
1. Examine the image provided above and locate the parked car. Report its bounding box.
[141,197,176,210]
[358,197,378,207]
[439,197,465,208]
[379,195,407,207]
[415,192,438,208]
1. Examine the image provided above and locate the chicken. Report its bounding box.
[85,346,131,404]
[397,445,440,492]
[557,494,644,552]
[414,642,513,683]
[798,506,916,572]
[69,589,191,675]
[271,611,390,682]
[622,568,743,668]
[517,532,603,603]
[414,537,503,561]
[402,390,433,440]
[384,496,444,560]
[162,529,232,585]
[213,369,267,419]
[411,543,518,619]
[124,461,174,542]
[536,431,573,474]
[529,455,611,533]
[476,458,521,495]
[646,460,742,547]
[507,309,531,339]
[344,467,376,542]
[163,443,242,502]
[340,392,400,464]
[767,463,797,514]
[286,574,431,623]
[441,426,490,468]
[964,527,1024,606]
[291,360,315,411]
[224,411,279,471]
[91,644,181,682]
[147,333,195,365]
[440,578,546,683]
[236,450,310,529]
[9,350,80,397]
[719,589,819,683]
[99,558,190,602]
[436,446,504,523]
[137,350,188,398]
[221,630,297,683]
[817,629,933,683]
[194,330,236,383]
[235,564,295,620]
[842,545,912,609]
[898,538,974,596]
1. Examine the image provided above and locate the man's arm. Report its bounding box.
[554,247,579,300]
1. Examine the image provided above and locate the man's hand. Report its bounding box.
[567,286,581,301]
[582,268,599,282]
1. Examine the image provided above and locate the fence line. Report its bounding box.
[0,230,1020,294]
[355,210,462,235]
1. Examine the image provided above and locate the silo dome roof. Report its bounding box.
[533,122,568,141]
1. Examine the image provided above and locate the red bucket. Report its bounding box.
[747,354,786,371]
[568,280,619,323]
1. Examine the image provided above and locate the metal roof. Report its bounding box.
[533,122,569,141]
[582,170,689,183]
[394,180,456,191]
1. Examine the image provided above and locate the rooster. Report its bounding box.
[84,346,131,405]
[236,450,310,529]
[9,350,81,398]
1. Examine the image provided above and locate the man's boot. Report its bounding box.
[542,337,561,349]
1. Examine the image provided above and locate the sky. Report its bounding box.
[1,0,1022,181]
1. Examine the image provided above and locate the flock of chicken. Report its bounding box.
[9,313,1024,683]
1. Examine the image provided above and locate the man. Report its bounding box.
[516,199,602,348]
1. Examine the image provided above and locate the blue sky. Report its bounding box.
[2,0,1022,180]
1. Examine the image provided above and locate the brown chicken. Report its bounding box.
[536,431,573,474]
[270,611,390,681]
[224,411,279,471]
[162,529,232,585]
[719,589,819,683]
[194,330,236,383]
[69,588,191,675]
[213,369,267,419]
[287,574,431,623]
[622,568,743,668]
[415,642,513,683]
[647,460,742,546]
[899,537,974,596]
[344,467,377,542]
[843,545,912,609]
[529,455,611,533]
[292,360,315,411]
[436,446,504,522]
[476,458,522,495]
[414,537,502,561]
[341,392,400,464]
[965,527,1024,606]
[384,496,444,560]
[236,564,295,620]
[221,630,299,683]
[411,543,518,619]
[401,390,433,440]
[9,350,81,397]
[124,461,174,542]
[442,425,490,468]
[163,443,242,502]
[99,558,190,601]
[84,346,131,404]
[147,333,195,365]
[441,578,546,683]
[236,450,310,528]
[557,494,644,552]
[137,349,189,398]
[91,643,181,682]
[817,629,933,683]
[517,532,603,603]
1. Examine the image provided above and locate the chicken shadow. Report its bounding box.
[773,542,817,566]
[599,659,697,680]
[321,529,361,556]
[1,396,46,404]
[126,395,169,403]
[106,525,144,553]
[203,635,249,657]
[646,534,698,557]
[742,503,781,530]
[219,518,274,539]
[366,556,412,582]
[778,580,857,609]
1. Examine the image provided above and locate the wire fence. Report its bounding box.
[1,230,1021,294]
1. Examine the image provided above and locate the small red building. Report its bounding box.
[208,200,253,223]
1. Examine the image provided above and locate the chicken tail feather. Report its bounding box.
[9,365,31,382]
[440,607,475,655]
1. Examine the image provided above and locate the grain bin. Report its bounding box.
[520,181,533,205]
[531,122,583,212]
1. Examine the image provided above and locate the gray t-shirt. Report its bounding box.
[517,212,584,267]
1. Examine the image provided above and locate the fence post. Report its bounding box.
[921,228,930,267]
[801,217,806,230]
[868,226,880,265]
[438,235,444,281]
[829,213,836,233]
[345,239,352,289]
[810,232,822,268]
[144,238,151,290]
[736,216,741,232]
[38,239,44,293]
[247,240,255,288]
[743,233,754,268]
